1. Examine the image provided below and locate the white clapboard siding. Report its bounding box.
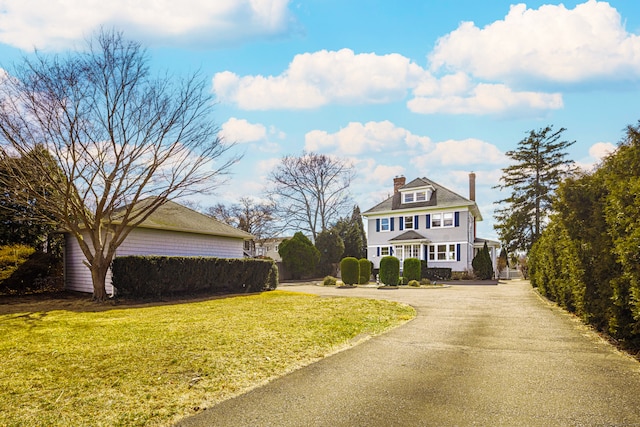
[64,228,245,295]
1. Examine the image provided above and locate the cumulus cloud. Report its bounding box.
[589,141,617,160]
[411,138,506,169]
[305,120,431,155]
[213,48,426,110]
[0,0,295,50]
[576,141,617,170]
[429,1,640,84]
[408,82,563,116]
[304,121,432,155]
[219,118,267,144]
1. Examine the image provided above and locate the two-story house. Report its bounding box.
[363,174,499,274]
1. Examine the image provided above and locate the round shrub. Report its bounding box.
[358,258,371,284]
[408,279,420,287]
[340,257,360,285]
[379,256,400,286]
[323,275,337,286]
[403,258,421,282]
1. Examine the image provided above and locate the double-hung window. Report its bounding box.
[428,244,457,262]
[380,246,390,256]
[404,215,414,230]
[380,218,390,232]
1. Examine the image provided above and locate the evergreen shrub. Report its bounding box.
[403,258,421,282]
[323,275,337,286]
[358,258,371,284]
[472,242,494,280]
[340,257,359,285]
[112,256,277,298]
[379,256,400,286]
[408,279,420,287]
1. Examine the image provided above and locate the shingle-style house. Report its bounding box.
[362,174,499,275]
[64,199,254,295]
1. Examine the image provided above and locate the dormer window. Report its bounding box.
[402,187,433,204]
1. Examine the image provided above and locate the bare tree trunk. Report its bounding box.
[90,260,110,302]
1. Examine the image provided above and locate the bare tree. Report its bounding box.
[267,152,354,241]
[206,197,276,241]
[0,30,238,300]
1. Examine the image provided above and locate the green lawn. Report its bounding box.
[0,290,415,426]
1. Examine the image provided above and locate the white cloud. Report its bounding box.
[589,141,617,160]
[412,138,506,169]
[304,121,431,155]
[213,48,426,110]
[429,1,640,83]
[219,117,267,144]
[371,164,406,185]
[408,82,563,116]
[577,141,617,170]
[0,0,294,50]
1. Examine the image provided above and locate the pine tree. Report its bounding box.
[494,125,575,253]
[333,205,367,259]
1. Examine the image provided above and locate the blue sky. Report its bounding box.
[1,0,639,240]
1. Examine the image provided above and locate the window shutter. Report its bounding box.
[455,211,460,227]
[377,247,380,257]
[426,214,431,229]
[376,218,380,232]
[399,217,404,231]
[390,217,395,231]
[414,215,419,229]
[390,246,394,255]
[456,244,461,261]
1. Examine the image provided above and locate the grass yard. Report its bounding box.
[0,290,415,426]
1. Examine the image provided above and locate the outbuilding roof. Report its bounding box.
[110,198,254,240]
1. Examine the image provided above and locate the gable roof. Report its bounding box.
[389,230,428,242]
[362,177,482,220]
[110,198,254,240]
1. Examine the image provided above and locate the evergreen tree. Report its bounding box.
[314,229,344,276]
[278,232,320,279]
[333,205,367,259]
[472,242,494,280]
[494,125,575,253]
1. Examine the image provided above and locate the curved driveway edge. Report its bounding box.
[176,280,640,426]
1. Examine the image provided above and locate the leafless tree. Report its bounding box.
[206,197,276,241]
[0,30,238,300]
[267,152,354,241]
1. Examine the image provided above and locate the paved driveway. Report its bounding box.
[176,280,640,426]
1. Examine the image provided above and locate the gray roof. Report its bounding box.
[111,198,254,240]
[363,177,482,220]
[389,231,429,242]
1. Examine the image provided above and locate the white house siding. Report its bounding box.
[366,208,474,271]
[64,227,245,295]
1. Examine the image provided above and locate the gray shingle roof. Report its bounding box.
[389,230,428,242]
[362,177,482,220]
[111,198,254,240]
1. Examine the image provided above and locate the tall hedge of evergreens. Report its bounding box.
[529,122,640,349]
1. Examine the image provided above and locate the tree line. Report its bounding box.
[528,122,640,349]
[494,121,640,350]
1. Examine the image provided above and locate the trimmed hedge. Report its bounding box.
[358,258,371,284]
[422,266,452,281]
[111,256,277,298]
[380,256,400,286]
[403,258,421,282]
[340,257,360,285]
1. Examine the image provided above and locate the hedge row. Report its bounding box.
[529,122,640,349]
[111,256,278,298]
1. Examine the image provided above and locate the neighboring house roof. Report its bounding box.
[110,198,254,240]
[474,237,501,247]
[363,177,482,220]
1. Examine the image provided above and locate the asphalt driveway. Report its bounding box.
[176,280,640,426]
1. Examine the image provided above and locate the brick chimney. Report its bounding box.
[393,176,406,194]
[469,172,476,201]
